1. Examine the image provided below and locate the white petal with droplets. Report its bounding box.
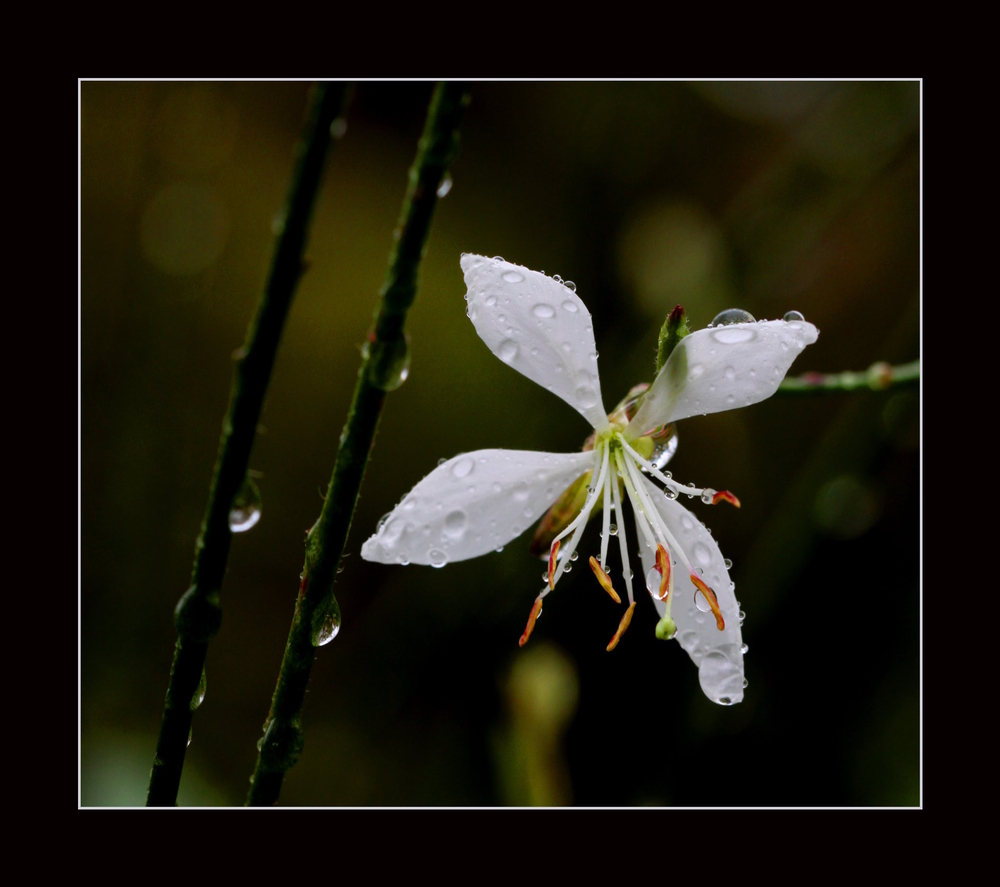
[360,449,595,566]
[461,254,609,430]
[635,474,744,705]
[627,319,819,436]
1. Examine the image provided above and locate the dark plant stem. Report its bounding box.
[146,82,349,807]
[778,360,919,394]
[246,82,471,807]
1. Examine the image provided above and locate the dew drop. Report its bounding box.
[724,366,736,380]
[190,668,207,711]
[650,428,679,470]
[511,482,530,502]
[429,549,448,568]
[485,294,498,307]
[451,457,475,478]
[443,509,467,539]
[561,300,579,313]
[436,175,453,198]
[570,551,579,562]
[502,270,525,284]
[532,303,555,318]
[396,554,410,565]
[498,339,518,363]
[692,542,712,566]
[561,342,572,352]
[564,563,572,573]
[783,310,805,322]
[681,515,693,530]
[663,487,678,500]
[724,557,733,570]
[700,487,716,504]
[717,697,733,706]
[492,482,502,493]
[229,477,262,532]
[575,385,598,409]
[711,308,755,327]
[742,678,749,688]
[438,458,447,466]
[609,523,618,536]
[694,589,712,612]
[564,281,577,292]
[740,643,748,654]
[645,566,662,595]
[495,545,504,553]
[311,592,342,646]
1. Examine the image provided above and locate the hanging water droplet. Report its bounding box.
[650,426,679,470]
[365,334,411,391]
[542,571,550,582]
[564,281,577,292]
[739,609,746,623]
[498,339,518,363]
[724,557,733,570]
[742,678,749,688]
[187,726,193,747]
[783,310,805,322]
[436,174,453,198]
[740,643,748,654]
[564,563,572,573]
[570,551,579,562]
[229,477,262,532]
[437,458,447,466]
[377,512,392,531]
[310,591,342,646]
[429,549,448,568]
[711,308,755,327]
[609,523,618,536]
[495,545,504,553]
[717,696,733,706]
[396,554,410,565]
[190,668,207,711]
[701,487,716,504]
[664,487,678,500]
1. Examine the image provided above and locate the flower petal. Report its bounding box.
[361,448,596,566]
[461,254,609,430]
[627,319,819,436]
[636,475,744,705]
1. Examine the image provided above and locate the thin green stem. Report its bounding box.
[146,82,349,807]
[246,82,471,807]
[778,360,919,394]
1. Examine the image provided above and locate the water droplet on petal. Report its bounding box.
[692,542,712,566]
[499,339,518,363]
[645,567,662,595]
[229,477,262,532]
[724,366,736,380]
[443,509,467,539]
[575,385,597,409]
[502,270,524,283]
[724,557,733,570]
[564,281,577,292]
[650,428,679,470]
[484,294,498,307]
[532,303,555,318]
[561,299,578,313]
[437,458,447,466]
[609,523,618,536]
[711,308,756,327]
[429,549,448,568]
[663,487,678,500]
[740,643,748,654]
[694,589,712,612]
[783,310,805,322]
[451,457,475,478]
[511,482,530,502]
[712,327,757,345]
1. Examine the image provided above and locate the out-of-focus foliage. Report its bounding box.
[81,81,919,806]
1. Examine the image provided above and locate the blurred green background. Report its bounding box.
[80,81,920,806]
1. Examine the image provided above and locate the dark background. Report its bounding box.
[81,81,919,806]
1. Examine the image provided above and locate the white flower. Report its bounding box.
[361,254,818,705]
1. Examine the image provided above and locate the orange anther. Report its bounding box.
[547,540,561,590]
[589,556,622,604]
[519,597,543,647]
[712,490,741,508]
[691,574,725,631]
[655,543,672,601]
[606,601,636,652]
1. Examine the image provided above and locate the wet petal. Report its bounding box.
[360,449,595,566]
[636,474,744,705]
[627,319,819,436]
[461,254,609,430]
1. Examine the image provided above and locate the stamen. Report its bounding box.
[610,451,635,604]
[712,490,741,508]
[589,556,621,603]
[547,540,561,589]
[690,574,725,631]
[599,458,612,570]
[519,596,543,647]
[606,601,636,651]
[655,543,672,601]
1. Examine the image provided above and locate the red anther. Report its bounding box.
[519,597,543,647]
[589,556,622,604]
[547,540,561,590]
[606,601,636,652]
[690,574,725,631]
[712,490,741,508]
[655,544,672,601]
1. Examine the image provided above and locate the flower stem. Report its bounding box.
[246,82,471,807]
[145,82,349,807]
[778,360,919,394]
